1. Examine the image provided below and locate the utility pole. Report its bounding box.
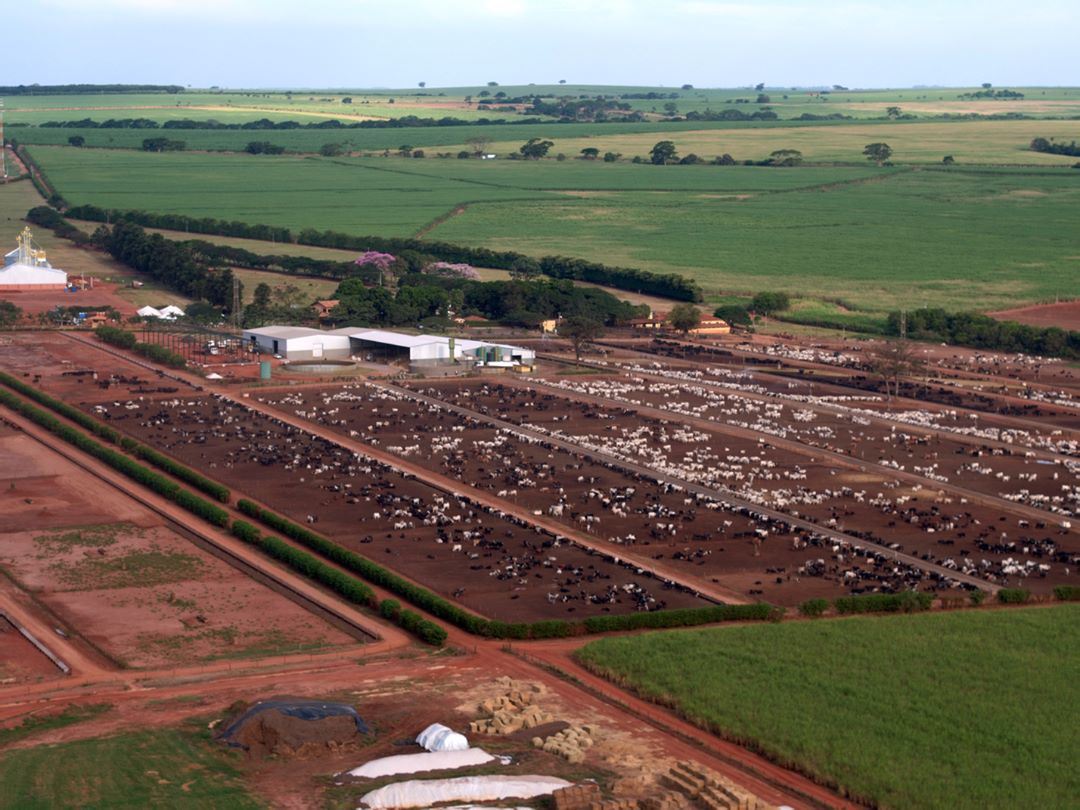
[1,99,7,182]
[232,275,242,330]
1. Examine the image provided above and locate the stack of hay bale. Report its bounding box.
[532,725,597,764]
[469,678,552,736]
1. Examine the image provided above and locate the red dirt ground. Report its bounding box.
[0,423,355,669]
[989,300,1080,331]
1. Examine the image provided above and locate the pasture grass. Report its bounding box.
[0,727,262,809]
[0,704,111,748]
[26,146,1080,315]
[576,606,1080,809]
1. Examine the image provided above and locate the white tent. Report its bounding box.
[137,305,162,318]
[159,305,186,318]
[416,723,469,752]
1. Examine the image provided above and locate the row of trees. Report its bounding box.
[1030,137,1080,157]
[887,309,1079,359]
[94,222,240,310]
[63,206,702,301]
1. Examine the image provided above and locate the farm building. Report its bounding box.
[136,305,186,320]
[242,326,535,369]
[690,318,731,336]
[0,227,67,291]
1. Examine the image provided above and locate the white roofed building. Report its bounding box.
[242,326,535,369]
[0,227,67,291]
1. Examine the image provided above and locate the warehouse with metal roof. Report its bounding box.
[241,326,535,369]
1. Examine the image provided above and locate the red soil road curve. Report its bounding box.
[988,300,1080,331]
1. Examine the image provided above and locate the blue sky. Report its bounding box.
[14,0,1077,89]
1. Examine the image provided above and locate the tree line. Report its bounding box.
[1030,137,1080,157]
[888,309,1080,359]
[94,221,240,311]
[0,84,183,95]
[65,206,704,302]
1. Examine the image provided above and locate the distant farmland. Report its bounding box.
[28,145,1080,317]
[576,606,1080,810]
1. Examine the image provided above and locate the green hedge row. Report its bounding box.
[0,388,228,528]
[0,371,229,504]
[582,603,779,633]
[228,520,447,646]
[833,592,934,615]
[96,326,187,369]
[236,499,774,639]
[1053,585,1080,602]
[997,588,1031,604]
[798,598,830,617]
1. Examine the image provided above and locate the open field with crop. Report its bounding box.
[0,727,262,810]
[26,144,1080,316]
[576,605,1080,809]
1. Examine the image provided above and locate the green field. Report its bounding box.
[0,728,262,809]
[26,144,1080,315]
[576,606,1080,809]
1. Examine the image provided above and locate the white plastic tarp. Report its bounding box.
[359,775,572,809]
[415,722,468,752]
[346,748,493,779]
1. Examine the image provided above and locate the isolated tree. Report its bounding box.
[755,82,766,91]
[519,138,554,159]
[649,140,678,164]
[580,147,600,160]
[679,153,703,164]
[863,142,893,165]
[418,81,426,88]
[602,151,621,163]
[252,282,272,311]
[487,81,499,86]
[559,79,567,84]
[756,94,771,104]
[560,315,604,360]
[319,142,345,157]
[942,154,955,165]
[981,82,992,89]
[885,106,902,118]
[465,135,491,157]
[341,97,352,104]
[668,303,701,335]
[681,83,694,90]
[663,101,679,116]
[871,334,917,402]
[712,153,736,165]
[509,256,542,280]
[67,135,86,147]
[768,149,803,167]
[751,291,790,315]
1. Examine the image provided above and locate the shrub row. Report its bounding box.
[996,588,1031,604]
[798,598,830,617]
[64,206,703,302]
[96,325,187,368]
[582,604,779,632]
[888,308,1080,361]
[228,520,446,645]
[1053,585,1080,602]
[236,499,773,639]
[26,205,91,245]
[0,370,229,504]
[236,499,486,633]
[0,388,228,528]
[833,592,934,615]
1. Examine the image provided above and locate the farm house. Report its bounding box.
[0,227,67,291]
[242,326,535,369]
